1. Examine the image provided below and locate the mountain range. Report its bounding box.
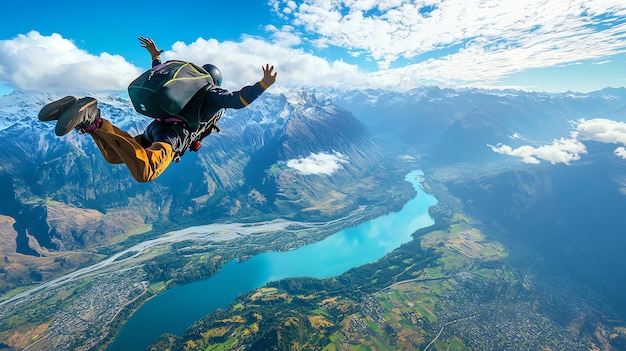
[327,86,626,164]
[1,86,626,350]
[330,85,626,320]
[0,88,403,290]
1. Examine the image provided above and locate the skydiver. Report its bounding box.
[38,37,277,182]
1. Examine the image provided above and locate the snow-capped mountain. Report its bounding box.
[2,85,626,266]
[319,86,626,164]
[4,86,626,351]
[0,88,395,258]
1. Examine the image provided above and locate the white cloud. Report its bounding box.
[0,32,369,93]
[3,0,626,95]
[165,36,368,91]
[286,152,349,175]
[489,118,626,164]
[0,31,141,93]
[269,0,626,88]
[489,134,587,165]
[576,118,626,144]
[265,25,302,47]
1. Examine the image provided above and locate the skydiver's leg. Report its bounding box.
[87,119,175,182]
[88,119,148,164]
[39,97,174,182]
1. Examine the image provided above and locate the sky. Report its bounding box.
[1,0,626,97]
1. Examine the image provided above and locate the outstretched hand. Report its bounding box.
[139,36,164,60]
[261,64,277,87]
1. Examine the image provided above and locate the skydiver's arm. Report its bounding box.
[206,64,277,109]
[206,84,266,109]
[138,36,164,67]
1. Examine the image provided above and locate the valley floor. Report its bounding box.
[0,208,373,351]
[2,180,626,351]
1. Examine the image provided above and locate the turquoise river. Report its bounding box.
[106,169,437,350]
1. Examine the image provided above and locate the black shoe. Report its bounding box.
[38,96,78,121]
[55,97,100,136]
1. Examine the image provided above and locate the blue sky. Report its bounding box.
[1,0,626,96]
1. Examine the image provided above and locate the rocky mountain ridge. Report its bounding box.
[3,85,626,350]
[0,89,400,289]
[3,85,626,296]
[323,86,626,164]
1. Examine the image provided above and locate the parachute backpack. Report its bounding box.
[128,60,215,131]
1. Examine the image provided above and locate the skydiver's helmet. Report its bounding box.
[202,64,222,87]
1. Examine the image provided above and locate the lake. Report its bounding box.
[106,169,437,351]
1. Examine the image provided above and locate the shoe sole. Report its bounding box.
[55,97,97,136]
[38,96,78,121]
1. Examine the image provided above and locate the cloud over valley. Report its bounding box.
[489,118,626,164]
[286,152,349,175]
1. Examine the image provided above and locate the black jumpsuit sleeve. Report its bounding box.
[205,82,269,109]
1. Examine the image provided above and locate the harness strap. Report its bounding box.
[156,116,185,124]
[156,107,225,163]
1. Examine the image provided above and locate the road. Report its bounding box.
[423,314,480,351]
